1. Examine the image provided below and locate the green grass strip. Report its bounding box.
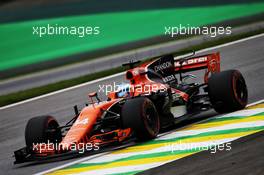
[0,66,126,107]
[1,2,264,71]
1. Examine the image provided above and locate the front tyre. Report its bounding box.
[208,70,248,113]
[121,97,160,141]
[25,115,62,148]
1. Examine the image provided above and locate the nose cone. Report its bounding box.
[60,106,100,147]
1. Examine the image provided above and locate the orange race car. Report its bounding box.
[14,52,248,163]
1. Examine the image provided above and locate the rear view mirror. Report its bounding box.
[88,92,101,104]
[88,92,97,98]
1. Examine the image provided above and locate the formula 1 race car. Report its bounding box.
[14,52,248,163]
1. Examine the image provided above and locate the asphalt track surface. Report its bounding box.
[0,35,263,175]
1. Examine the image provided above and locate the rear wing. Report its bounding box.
[147,52,220,83]
[174,52,220,82]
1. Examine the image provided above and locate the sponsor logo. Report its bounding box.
[74,118,89,126]
[154,61,173,72]
[175,57,208,67]
[162,75,176,82]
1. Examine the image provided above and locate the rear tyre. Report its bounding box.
[208,70,248,113]
[122,97,160,141]
[25,116,62,148]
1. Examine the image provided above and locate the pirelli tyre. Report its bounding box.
[25,116,62,148]
[122,97,160,141]
[208,70,248,113]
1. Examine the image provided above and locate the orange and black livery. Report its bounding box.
[14,52,248,163]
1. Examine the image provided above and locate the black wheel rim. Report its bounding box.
[234,75,247,105]
[145,105,158,134]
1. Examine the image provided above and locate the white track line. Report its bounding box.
[0,72,125,110]
[1,33,264,111]
[196,33,264,53]
[35,99,264,175]
[247,99,264,107]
